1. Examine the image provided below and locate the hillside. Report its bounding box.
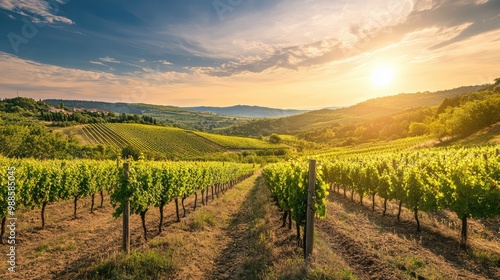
[223,85,485,137]
[186,105,309,118]
[68,123,289,160]
[44,99,248,132]
[335,85,485,117]
[193,131,288,150]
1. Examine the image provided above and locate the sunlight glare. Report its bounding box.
[371,66,394,87]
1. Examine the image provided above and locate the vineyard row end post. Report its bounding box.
[305,159,316,261]
[122,162,130,254]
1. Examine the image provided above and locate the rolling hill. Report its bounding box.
[44,99,248,132]
[186,105,309,118]
[68,123,288,160]
[223,85,485,136]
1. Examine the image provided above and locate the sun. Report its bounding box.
[371,66,394,87]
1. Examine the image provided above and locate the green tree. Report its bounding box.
[408,122,429,136]
[269,133,282,144]
[121,145,141,160]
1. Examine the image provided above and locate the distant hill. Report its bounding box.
[334,85,485,118]
[323,106,343,110]
[185,105,309,118]
[223,85,485,136]
[44,85,485,137]
[44,99,248,132]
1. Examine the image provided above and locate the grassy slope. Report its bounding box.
[50,125,94,145]
[193,131,288,150]
[339,85,484,116]
[448,122,500,146]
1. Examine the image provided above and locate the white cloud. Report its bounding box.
[155,60,172,65]
[0,0,74,25]
[90,60,106,66]
[158,0,414,76]
[0,52,196,104]
[99,56,120,63]
[139,59,146,63]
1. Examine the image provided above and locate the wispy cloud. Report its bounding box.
[89,60,106,66]
[99,56,120,64]
[175,0,500,78]
[0,0,74,25]
[155,60,172,65]
[163,0,414,76]
[0,52,194,103]
[0,0,499,109]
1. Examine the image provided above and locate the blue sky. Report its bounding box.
[0,0,499,108]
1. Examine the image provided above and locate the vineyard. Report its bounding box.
[311,135,432,157]
[1,127,500,279]
[263,160,329,244]
[0,157,257,243]
[262,146,500,249]
[2,0,500,277]
[78,123,286,158]
[80,123,226,157]
[1,145,500,279]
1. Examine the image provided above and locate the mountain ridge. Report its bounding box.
[185,105,309,118]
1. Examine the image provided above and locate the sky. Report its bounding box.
[0,0,499,109]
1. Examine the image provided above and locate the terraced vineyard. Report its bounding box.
[80,123,225,158]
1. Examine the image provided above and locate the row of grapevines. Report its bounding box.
[0,157,118,239]
[262,160,328,241]
[0,156,257,242]
[322,146,500,247]
[103,123,225,158]
[311,136,430,158]
[89,123,130,149]
[110,160,257,239]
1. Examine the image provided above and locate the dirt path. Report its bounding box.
[207,175,275,279]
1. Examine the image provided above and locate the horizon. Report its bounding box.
[38,82,486,111]
[1,0,499,109]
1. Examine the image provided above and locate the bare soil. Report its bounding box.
[321,187,500,280]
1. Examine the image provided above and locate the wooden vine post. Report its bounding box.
[304,159,316,261]
[122,162,131,254]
